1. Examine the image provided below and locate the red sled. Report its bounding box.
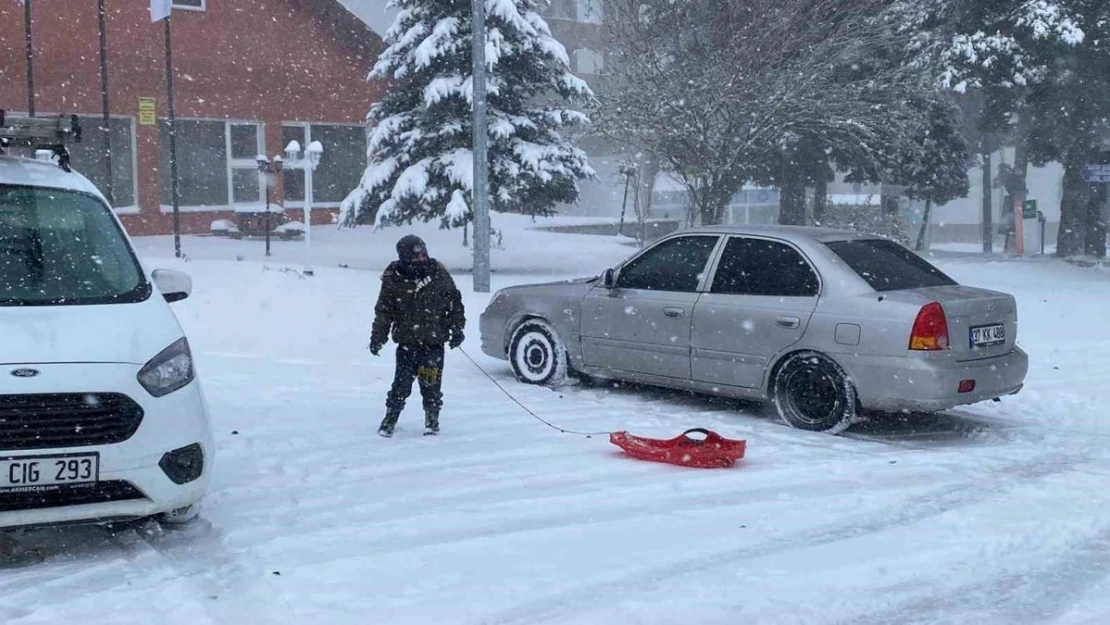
[609,428,747,469]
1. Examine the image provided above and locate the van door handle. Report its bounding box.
[776,316,800,329]
[663,307,685,318]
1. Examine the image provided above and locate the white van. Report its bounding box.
[0,113,213,529]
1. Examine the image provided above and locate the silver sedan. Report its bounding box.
[479,225,1028,434]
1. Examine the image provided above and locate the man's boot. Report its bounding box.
[379,409,400,437]
[423,410,440,436]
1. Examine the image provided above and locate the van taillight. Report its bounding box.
[909,302,949,350]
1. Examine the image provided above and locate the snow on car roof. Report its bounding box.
[684,223,878,244]
[0,154,109,204]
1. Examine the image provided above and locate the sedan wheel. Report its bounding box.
[509,320,568,386]
[772,351,857,434]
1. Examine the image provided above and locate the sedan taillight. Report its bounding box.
[909,302,949,351]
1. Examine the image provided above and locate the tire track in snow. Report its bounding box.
[475,449,1092,625]
[228,435,1053,552]
[1,522,300,625]
[833,525,1110,625]
[260,470,957,562]
[108,522,304,625]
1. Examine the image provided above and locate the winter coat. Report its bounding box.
[371,259,465,348]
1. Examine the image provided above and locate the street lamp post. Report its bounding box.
[257,154,284,257]
[284,139,324,246]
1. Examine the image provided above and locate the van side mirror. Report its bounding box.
[153,269,192,303]
[602,268,617,289]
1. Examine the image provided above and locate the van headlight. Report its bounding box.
[138,338,195,397]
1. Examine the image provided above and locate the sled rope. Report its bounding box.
[457,348,612,438]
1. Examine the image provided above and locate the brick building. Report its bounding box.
[0,0,383,235]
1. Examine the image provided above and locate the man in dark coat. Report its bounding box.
[369,235,465,437]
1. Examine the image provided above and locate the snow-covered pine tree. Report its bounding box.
[339,0,594,229]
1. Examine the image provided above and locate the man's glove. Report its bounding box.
[449,329,465,349]
[369,339,384,356]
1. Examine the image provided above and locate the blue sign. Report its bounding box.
[1082,164,1110,183]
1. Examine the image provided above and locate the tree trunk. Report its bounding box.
[981,152,993,253]
[698,190,730,225]
[915,199,932,252]
[813,176,828,225]
[1001,143,1029,254]
[1085,183,1107,258]
[687,175,733,226]
[634,155,659,246]
[776,148,807,226]
[1057,150,1093,258]
[778,179,806,225]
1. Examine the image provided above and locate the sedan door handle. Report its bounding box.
[776,316,800,329]
[663,307,685,318]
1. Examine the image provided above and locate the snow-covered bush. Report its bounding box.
[818,205,911,246]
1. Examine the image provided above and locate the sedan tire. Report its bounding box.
[772,351,857,434]
[509,319,568,387]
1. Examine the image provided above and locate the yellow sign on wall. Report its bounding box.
[138,97,156,125]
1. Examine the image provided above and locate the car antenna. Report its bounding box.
[0,110,82,172]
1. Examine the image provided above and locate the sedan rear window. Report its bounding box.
[0,185,150,306]
[824,238,956,292]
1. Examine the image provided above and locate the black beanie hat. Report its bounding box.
[396,234,428,263]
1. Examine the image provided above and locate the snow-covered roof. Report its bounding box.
[0,154,109,204]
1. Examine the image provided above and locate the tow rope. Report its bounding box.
[457,348,748,469]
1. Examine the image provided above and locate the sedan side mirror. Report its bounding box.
[602,268,617,289]
[153,268,192,303]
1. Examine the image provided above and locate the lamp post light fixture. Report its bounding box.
[284,139,324,247]
[256,154,284,257]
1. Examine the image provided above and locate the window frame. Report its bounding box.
[226,122,264,206]
[172,0,206,11]
[83,115,140,215]
[575,0,603,23]
[2,111,139,215]
[280,121,368,209]
[573,48,604,75]
[158,117,264,213]
[613,234,722,293]
[703,234,823,298]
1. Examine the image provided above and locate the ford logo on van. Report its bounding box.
[10,368,39,378]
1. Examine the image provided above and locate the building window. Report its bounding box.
[546,0,575,19]
[281,123,367,206]
[158,119,263,209]
[228,123,262,204]
[172,0,205,9]
[574,48,604,75]
[577,0,602,23]
[67,117,137,211]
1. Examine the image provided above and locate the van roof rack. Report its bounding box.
[0,111,82,172]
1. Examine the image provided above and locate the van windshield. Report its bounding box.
[0,185,149,306]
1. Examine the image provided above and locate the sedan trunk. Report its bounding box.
[908,285,1018,362]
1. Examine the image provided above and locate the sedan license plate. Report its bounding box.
[0,454,99,492]
[970,323,1006,347]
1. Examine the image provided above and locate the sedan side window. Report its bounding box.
[616,235,719,292]
[710,237,819,297]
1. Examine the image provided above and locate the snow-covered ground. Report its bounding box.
[4,218,1110,625]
